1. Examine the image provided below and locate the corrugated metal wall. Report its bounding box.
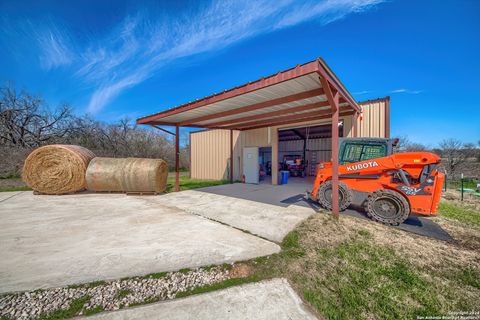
[190,130,241,180]
[356,97,390,138]
[190,97,390,180]
[241,127,270,147]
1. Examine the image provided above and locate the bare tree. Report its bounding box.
[0,82,191,176]
[393,136,428,153]
[438,138,468,178]
[0,84,74,147]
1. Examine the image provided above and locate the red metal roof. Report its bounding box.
[137,58,360,130]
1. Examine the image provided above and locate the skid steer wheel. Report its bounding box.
[317,181,353,211]
[365,189,410,226]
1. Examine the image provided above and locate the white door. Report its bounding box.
[243,147,259,184]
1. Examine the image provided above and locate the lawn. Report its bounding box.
[438,201,480,228]
[240,204,480,319]
[165,174,229,192]
[0,172,229,193]
[0,178,31,192]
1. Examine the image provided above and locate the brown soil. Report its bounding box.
[229,263,252,278]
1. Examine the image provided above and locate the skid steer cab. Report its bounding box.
[308,138,445,225]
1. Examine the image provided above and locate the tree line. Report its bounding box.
[1,83,478,179]
[0,84,189,177]
[395,137,480,179]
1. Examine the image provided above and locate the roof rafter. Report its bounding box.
[204,100,330,127]
[225,107,352,130]
[240,111,355,131]
[180,88,325,126]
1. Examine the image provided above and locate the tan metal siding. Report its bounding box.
[356,97,389,138]
[242,128,270,147]
[190,129,241,180]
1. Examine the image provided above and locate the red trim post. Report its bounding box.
[188,132,192,179]
[230,130,234,183]
[318,71,340,219]
[331,93,340,219]
[175,126,180,192]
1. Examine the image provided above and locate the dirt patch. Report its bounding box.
[434,217,480,251]
[229,263,252,278]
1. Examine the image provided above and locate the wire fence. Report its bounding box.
[443,177,480,201]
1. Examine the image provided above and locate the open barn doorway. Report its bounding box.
[277,122,344,186]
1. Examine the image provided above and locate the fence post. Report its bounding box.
[461,173,464,201]
[444,171,447,192]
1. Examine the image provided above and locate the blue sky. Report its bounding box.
[1,0,479,146]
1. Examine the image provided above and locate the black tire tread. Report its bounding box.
[365,189,410,226]
[317,181,353,211]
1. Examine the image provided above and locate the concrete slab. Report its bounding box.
[0,192,279,293]
[0,191,22,203]
[86,278,318,320]
[196,181,453,242]
[155,188,314,242]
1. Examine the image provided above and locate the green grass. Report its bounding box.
[115,288,132,299]
[445,179,477,190]
[175,276,260,299]
[438,202,480,227]
[179,268,192,274]
[38,295,91,320]
[299,241,439,319]
[165,175,229,192]
[0,186,31,192]
[243,214,479,320]
[83,306,104,316]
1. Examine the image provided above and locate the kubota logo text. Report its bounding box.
[346,161,379,171]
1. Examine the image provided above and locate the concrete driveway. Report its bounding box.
[156,187,315,242]
[0,192,279,293]
[87,278,318,320]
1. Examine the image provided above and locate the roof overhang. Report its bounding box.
[136,58,360,130]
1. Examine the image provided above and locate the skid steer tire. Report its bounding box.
[317,181,352,211]
[365,189,410,226]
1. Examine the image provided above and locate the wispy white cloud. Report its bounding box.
[390,88,423,94]
[36,27,74,70]
[353,90,372,95]
[1,0,385,113]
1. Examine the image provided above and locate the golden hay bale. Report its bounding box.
[85,157,129,192]
[22,145,95,194]
[122,158,169,193]
[86,157,168,193]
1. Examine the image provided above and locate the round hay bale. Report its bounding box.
[22,145,95,194]
[122,158,168,193]
[85,157,129,192]
[86,157,168,193]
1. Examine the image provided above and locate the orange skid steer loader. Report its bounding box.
[308,138,444,225]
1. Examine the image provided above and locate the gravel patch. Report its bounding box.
[0,266,230,319]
